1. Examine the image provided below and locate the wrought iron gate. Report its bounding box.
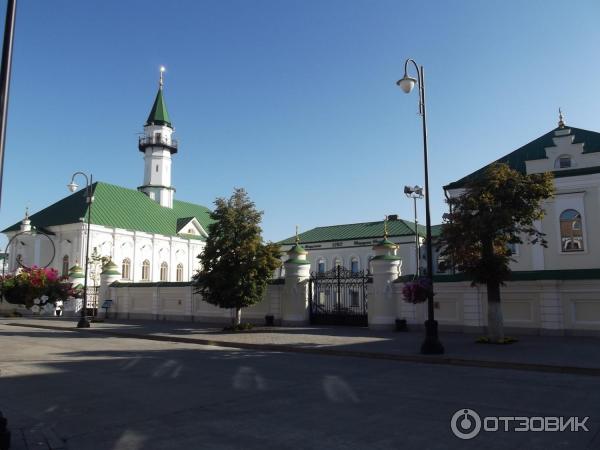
[309,266,369,326]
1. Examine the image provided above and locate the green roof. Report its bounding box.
[279,218,431,245]
[146,87,171,127]
[176,217,197,233]
[430,224,443,239]
[2,182,212,238]
[445,126,600,190]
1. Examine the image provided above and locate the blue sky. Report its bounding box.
[1,0,599,246]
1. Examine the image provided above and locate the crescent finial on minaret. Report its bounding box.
[159,66,166,89]
[558,107,565,128]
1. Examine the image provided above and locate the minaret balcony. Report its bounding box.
[138,135,178,153]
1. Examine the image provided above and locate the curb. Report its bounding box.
[7,322,600,378]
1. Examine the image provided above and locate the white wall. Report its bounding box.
[108,283,283,324]
[394,278,600,336]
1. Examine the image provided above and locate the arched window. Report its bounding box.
[160,262,168,281]
[141,260,150,281]
[176,263,184,282]
[122,258,131,280]
[350,257,359,273]
[560,209,584,252]
[62,255,69,277]
[334,257,342,269]
[555,155,572,169]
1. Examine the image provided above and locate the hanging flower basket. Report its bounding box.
[402,277,433,304]
[0,267,80,309]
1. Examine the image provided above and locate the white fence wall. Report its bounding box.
[101,278,600,335]
[393,279,600,336]
[107,283,284,324]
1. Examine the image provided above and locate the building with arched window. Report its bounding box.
[1,70,210,283]
[444,114,600,272]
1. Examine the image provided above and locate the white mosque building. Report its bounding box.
[2,70,211,284]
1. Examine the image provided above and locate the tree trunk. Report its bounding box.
[234,307,242,326]
[486,281,505,342]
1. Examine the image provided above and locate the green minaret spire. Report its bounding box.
[145,66,172,127]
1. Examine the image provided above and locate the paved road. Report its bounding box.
[1,323,598,450]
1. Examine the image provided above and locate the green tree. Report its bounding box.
[193,188,281,326]
[440,164,554,342]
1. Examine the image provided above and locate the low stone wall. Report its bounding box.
[394,276,600,336]
[104,281,284,325]
[98,270,600,335]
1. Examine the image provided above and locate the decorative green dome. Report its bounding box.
[101,260,121,276]
[285,257,311,265]
[287,243,307,255]
[69,264,84,279]
[374,238,397,249]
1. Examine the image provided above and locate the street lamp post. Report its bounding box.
[397,59,444,355]
[404,185,423,276]
[67,172,94,328]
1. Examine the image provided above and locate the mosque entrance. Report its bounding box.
[308,266,369,326]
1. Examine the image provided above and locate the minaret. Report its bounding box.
[138,66,178,208]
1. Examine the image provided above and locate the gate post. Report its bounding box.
[98,260,121,319]
[64,263,85,316]
[282,240,311,326]
[368,232,402,330]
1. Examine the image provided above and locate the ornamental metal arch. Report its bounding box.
[308,266,369,326]
[3,228,56,272]
[1,227,57,304]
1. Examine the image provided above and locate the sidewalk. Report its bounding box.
[3,317,600,376]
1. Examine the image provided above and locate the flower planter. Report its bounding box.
[395,318,408,332]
